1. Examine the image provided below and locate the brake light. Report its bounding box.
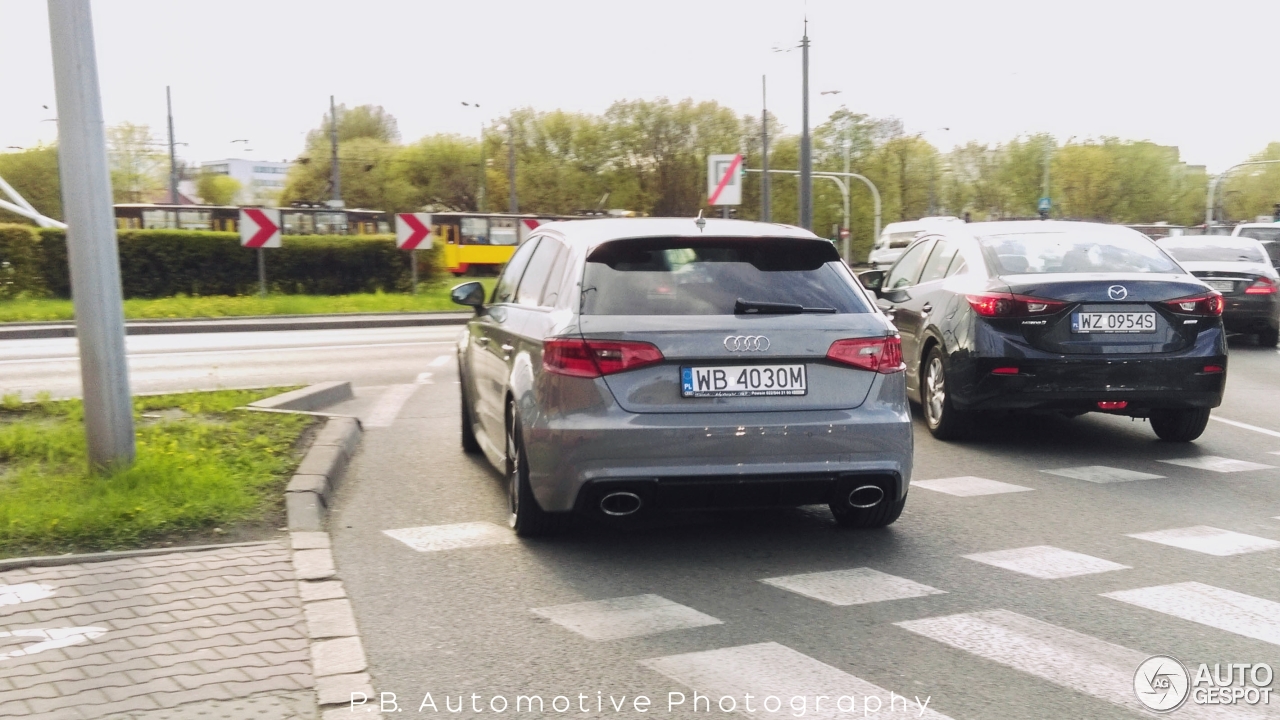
[542,338,663,378]
[1163,292,1224,316]
[826,336,904,374]
[1097,401,1128,410]
[1245,277,1278,295]
[965,293,1066,317]
[991,367,1019,375]
[1203,365,1224,374]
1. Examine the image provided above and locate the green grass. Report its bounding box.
[0,279,497,323]
[0,388,313,557]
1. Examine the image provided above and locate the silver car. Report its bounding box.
[452,217,913,536]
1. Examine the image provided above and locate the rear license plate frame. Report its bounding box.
[1070,311,1157,334]
[681,364,808,398]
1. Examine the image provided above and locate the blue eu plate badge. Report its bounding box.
[681,367,694,394]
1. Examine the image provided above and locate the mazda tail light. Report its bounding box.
[965,293,1067,317]
[1245,277,1279,295]
[1097,401,1128,410]
[1163,292,1224,316]
[827,336,904,374]
[543,338,664,378]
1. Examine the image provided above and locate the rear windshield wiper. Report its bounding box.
[735,298,836,314]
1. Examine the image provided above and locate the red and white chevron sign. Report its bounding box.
[239,208,281,248]
[395,213,433,250]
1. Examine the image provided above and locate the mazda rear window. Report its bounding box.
[979,231,1180,275]
[1159,238,1267,264]
[581,238,871,315]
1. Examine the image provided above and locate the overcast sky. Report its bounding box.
[3,0,1277,173]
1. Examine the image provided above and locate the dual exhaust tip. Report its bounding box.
[598,483,886,516]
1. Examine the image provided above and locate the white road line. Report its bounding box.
[760,568,945,606]
[0,340,456,365]
[1159,456,1275,473]
[912,476,1033,497]
[642,642,952,719]
[1041,466,1164,483]
[1103,582,1280,646]
[415,372,433,384]
[382,522,515,553]
[362,384,420,428]
[1127,526,1280,556]
[428,354,452,367]
[1210,416,1280,439]
[532,594,722,641]
[896,610,1264,720]
[0,626,108,660]
[0,583,56,606]
[962,546,1129,579]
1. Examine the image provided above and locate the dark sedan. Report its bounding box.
[858,221,1227,442]
[1156,235,1279,347]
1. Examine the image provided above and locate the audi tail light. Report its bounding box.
[543,338,663,378]
[827,336,904,373]
[1245,277,1279,295]
[1163,292,1224,316]
[965,293,1067,317]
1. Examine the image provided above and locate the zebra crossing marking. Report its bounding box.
[896,609,1263,719]
[912,476,1033,497]
[1158,456,1275,473]
[642,641,952,719]
[1103,581,1280,647]
[760,568,945,606]
[962,546,1129,579]
[531,594,721,641]
[382,522,516,553]
[1126,526,1280,556]
[1041,466,1164,483]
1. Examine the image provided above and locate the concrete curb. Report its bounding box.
[285,415,363,532]
[0,311,470,340]
[289,532,378,717]
[251,381,354,412]
[0,540,276,572]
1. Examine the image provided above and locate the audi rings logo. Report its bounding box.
[1109,285,1129,300]
[724,335,771,352]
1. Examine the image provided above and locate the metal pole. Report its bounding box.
[166,86,178,206]
[1042,136,1052,218]
[761,75,770,222]
[747,167,879,252]
[48,0,135,470]
[798,23,812,230]
[1205,159,1280,231]
[477,122,486,212]
[507,123,517,214]
[721,206,729,219]
[257,247,266,296]
[842,138,851,260]
[410,249,419,295]
[329,95,341,206]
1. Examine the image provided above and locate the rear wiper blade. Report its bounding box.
[734,298,836,314]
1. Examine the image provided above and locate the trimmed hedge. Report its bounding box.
[0,225,440,299]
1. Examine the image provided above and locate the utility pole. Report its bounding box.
[508,122,517,214]
[166,86,178,206]
[477,122,486,212]
[761,76,770,222]
[329,95,342,207]
[48,0,136,470]
[1041,135,1052,218]
[843,137,851,260]
[798,21,813,230]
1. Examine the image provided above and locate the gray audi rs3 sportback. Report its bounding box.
[452,217,913,537]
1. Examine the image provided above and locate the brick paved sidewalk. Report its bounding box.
[0,542,314,720]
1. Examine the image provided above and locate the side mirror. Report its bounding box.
[451,281,486,311]
[857,269,886,293]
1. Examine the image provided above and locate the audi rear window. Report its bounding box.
[581,237,871,315]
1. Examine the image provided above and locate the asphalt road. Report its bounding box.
[5,327,1280,718]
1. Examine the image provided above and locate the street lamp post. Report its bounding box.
[798,23,812,230]
[1206,159,1280,230]
[746,167,881,262]
[462,102,485,212]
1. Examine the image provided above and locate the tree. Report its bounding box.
[0,145,61,224]
[1053,142,1119,220]
[1221,143,1280,222]
[107,123,165,203]
[195,173,242,206]
[282,105,408,210]
[998,134,1054,217]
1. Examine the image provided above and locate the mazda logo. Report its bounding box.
[724,335,770,352]
[1108,285,1129,300]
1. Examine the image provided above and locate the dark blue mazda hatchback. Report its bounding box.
[859,221,1226,442]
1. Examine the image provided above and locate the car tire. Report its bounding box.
[830,492,907,529]
[1258,326,1279,348]
[506,408,563,537]
[460,377,481,454]
[1150,408,1211,442]
[921,347,968,440]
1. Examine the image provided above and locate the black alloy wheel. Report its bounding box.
[505,405,562,537]
[921,347,968,440]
